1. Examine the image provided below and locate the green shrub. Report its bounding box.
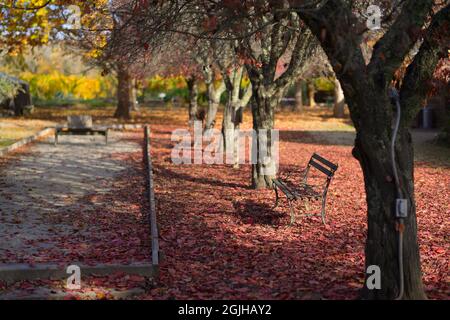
[0,75,21,103]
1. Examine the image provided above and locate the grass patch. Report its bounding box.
[414,137,450,167]
[34,98,114,109]
[0,119,55,148]
[0,140,15,148]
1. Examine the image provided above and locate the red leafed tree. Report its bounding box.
[131,33,206,125]
[155,36,205,125]
[246,9,317,189]
[207,1,318,188]
[84,0,449,300]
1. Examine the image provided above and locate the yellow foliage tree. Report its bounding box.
[21,71,115,100]
[1,1,140,119]
[1,0,111,49]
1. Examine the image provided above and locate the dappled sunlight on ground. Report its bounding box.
[140,124,448,300]
[0,106,448,299]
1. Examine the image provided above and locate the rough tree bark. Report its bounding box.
[114,63,132,119]
[250,84,280,189]
[333,78,346,118]
[297,0,448,299]
[357,127,424,299]
[186,75,199,126]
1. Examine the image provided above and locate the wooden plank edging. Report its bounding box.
[0,263,157,285]
[144,126,160,267]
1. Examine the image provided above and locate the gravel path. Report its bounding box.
[0,132,150,266]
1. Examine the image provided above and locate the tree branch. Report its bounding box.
[368,0,434,89]
[400,3,450,125]
[295,0,367,78]
[294,1,373,127]
[275,24,316,89]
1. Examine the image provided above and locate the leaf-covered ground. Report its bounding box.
[0,132,153,299]
[0,110,448,299]
[140,125,448,300]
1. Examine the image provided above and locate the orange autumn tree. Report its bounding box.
[1,0,141,119]
[67,0,153,119]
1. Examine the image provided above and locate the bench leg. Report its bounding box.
[54,132,58,146]
[273,186,280,209]
[287,199,295,226]
[320,196,327,225]
[105,130,108,145]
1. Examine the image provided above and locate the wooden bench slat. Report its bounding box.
[309,159,333,177]
[274,179,322,199]
[312,153,338,171]
[57,128,107,134]
[273,179,296,200]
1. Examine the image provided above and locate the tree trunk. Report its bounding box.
[333,78,346,118]
[130,78,139,111]
[251,85,279,189]
[114,64,132,119]
[293,0,445,300]
[307,81,316,107]
[220,66,247,167]
[294,80,303,111]
[338,82,426,300]
[205,81,225,131]
[354,120,426,300]
[221,99,244,165]
[186,76,198,126]
[222,100,235,165]
[13,82,33,116]
[205,101,219,131]
[232,106,245,169]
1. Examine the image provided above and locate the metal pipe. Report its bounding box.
[390,90,402,199]
[396,224,404,300]
[389,87,405,300]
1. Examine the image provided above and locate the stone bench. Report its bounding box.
[55,115,108,145]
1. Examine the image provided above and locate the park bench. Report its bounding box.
[272,153,338,225]
[54,115,108,145]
